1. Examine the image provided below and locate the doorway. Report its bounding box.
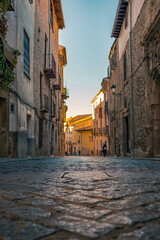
[124,116,130,153]
[0,97,8,157]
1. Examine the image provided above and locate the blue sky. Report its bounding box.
[59,0,119,118]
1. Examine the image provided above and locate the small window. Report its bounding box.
[50,2,54,30]
[10,103,14,112]
[39,118,43,147]
[123,52,127,81]
[44,34,48,68]
[24,30,30,77]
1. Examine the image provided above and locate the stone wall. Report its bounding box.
[109,0,160,158]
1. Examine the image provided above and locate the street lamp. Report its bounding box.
[111,84,116,95]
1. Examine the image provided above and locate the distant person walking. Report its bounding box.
[102,143,107,156]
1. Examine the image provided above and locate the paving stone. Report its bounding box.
[21,196,57,206]
[56,203,111,220]
[0,190,26,200]
[52,215,115,238]
[0,199,17,209]
[0,219,55,240]
[98,193,160,211]
[104,209,160,225]
[145,202,160,211]
[115,224,160,240]
[4,206,51,220]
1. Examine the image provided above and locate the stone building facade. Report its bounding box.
[33,0,66,157]
[108,0,160,158]
[0,0,68,158]
[0,0,35,158]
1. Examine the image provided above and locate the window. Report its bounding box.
[44,34,47,68]
[125,11,128,29]
[50,2,54,30]
[55,129,57,143]
[40,72,43,108]
[10,103,14,112]
[123,52,127,81]
[39,118,43,147]
[24,30,30,77]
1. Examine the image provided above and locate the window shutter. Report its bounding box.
[123,52,127,81]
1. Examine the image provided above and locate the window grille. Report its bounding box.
[24,30,30,77]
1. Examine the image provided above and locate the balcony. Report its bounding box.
[0,34,15,66]
[64,104,68,112]
[44,54,56,78]
[41,94,49,112]
[53,74,61,90]
[62,87,69,99]
[102,126,109,135]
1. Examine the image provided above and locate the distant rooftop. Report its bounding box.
[53,0,65,29]
[67,114,92,124]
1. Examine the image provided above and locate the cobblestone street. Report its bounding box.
[0,156,160,240]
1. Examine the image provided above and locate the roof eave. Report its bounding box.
[53,0,65,29]
[111,0,128,38]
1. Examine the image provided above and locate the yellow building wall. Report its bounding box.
[80,130,93,156]
[65,115,93,156]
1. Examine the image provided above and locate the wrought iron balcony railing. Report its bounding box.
[44,54,56,78]
[53,74,61,90]
[62,87,69,99]
[41,94,49,112]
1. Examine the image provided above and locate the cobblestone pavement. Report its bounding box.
[0,156,160,240]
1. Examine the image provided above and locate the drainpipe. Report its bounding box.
[129,0,135,158]
[49,0,51,130]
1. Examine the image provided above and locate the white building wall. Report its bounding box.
[6,0,35,157]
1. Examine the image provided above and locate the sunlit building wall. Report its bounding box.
[91,90,109,156]
[34,0,65,157]
[65,115,93,156]
[58,45,68,156]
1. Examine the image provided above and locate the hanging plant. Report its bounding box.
[0,53,15,90]
[0,0,9,39]
[13,49,21,65]
[0,39,15,90]
[0,0,20,91]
